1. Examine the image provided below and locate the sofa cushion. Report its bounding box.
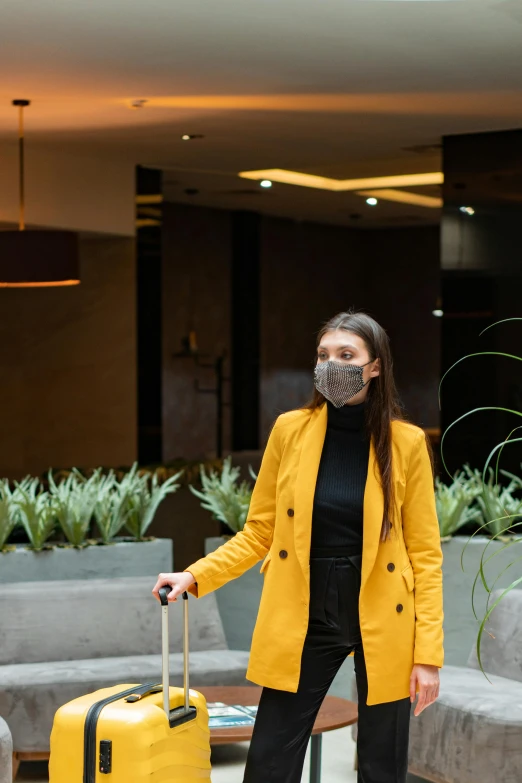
[408,664,522,783]
[0,717,13,783]
[0,649,251,752]
[0,577,228,664]
[466,587,522,684]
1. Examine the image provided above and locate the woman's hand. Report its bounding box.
[152,571,196,603]
[409,664,440,716]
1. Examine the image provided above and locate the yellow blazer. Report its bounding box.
[185,402,444,705]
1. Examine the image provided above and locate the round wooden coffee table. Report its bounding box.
[196,685,358,783]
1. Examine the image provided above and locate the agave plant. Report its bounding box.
[0,479,22,550]
[47,468,102,547]
[93,469,132,543]
[434,468,482,538]
[461,464,522,538]
[122,462,183,540]
[12,477,58,550]
[188,456,255,534]
[499,464,522,491]
[439,316,522,676]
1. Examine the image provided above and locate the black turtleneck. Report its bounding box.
[309,398,370,557]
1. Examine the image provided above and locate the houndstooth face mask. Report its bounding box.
[313,359,373,407]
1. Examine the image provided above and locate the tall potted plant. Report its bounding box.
[435,467,482,540]
[188,456,259,650]
[439,316,522,674]
[188,456,257,546]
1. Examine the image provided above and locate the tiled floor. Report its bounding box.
[14,658,360,782]
[13,662,426,782]
[15,731,428,783]
[16,726,359,782]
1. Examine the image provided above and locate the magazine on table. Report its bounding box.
[206,701,259,728]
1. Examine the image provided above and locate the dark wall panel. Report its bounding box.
[441,128,522,476]
[161,204,441,457]
[136,166,163,464]
[260,216,366,435]
[162,203,232,461]
[231,211,261,451]
[360,226,441,430]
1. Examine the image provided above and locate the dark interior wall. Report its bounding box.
[260,216,366,434]
[161,203,441,456]
[440,128,522,475]
[359,226,442,430]
[231,211,261,452]
[162,202,232,461]
[136,166,163,465]
[260,221,441,437]
[442,129,522,275]
[0,238,137,479]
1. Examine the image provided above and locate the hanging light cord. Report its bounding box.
[12,99,30,232]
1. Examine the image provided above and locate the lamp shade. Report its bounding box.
[0,230,80,287]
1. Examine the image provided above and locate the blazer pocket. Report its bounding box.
[260,551,272,574]
[401,563,415,592]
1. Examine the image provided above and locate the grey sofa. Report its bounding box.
[0,717,12,783]
[350,588,522,782]
[0,576,250,763]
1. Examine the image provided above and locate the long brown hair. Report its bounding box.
[301,309,435,543]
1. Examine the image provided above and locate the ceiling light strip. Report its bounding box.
[357,189,442,208]
[239,169,443,191]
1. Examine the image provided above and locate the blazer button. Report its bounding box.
[287,509,294,517]
[279,549,288,559]
[387,563,395,572]
[396,603,403,613]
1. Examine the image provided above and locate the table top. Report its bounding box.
[195,685,358,745]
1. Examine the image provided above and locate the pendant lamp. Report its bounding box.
[0,100,80,288]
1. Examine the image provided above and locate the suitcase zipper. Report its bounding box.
[83,682,160,783]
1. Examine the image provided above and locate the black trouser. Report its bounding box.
[243,551,412,783]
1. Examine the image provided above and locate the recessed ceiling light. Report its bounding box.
[181,134,205,141]
[260,180,272,188]
[459,206,475,215]
[366,197,378,206]
[432,296,443,316]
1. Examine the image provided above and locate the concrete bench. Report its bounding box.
[350,587,522,782]
[352,590,522,783]
[0,576,250,776]
[408,587,522,782]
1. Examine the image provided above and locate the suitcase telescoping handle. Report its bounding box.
[158,586,190,720]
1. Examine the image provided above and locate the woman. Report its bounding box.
[152,309,444,783]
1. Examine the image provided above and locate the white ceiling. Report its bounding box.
[1,0,521,227]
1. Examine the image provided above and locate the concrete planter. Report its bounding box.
[0,536,173,584]
[205,534,522,665]
[441,534,522,665]
[204,535,235,556]
[204,535,263,651]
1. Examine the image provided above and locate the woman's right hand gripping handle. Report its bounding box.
[152,571,197,603]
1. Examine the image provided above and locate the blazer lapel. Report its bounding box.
[293,404,327,579]
[361,437,384,591]
[293,402,384,591]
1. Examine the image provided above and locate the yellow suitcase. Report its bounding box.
[49,587,212,782]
